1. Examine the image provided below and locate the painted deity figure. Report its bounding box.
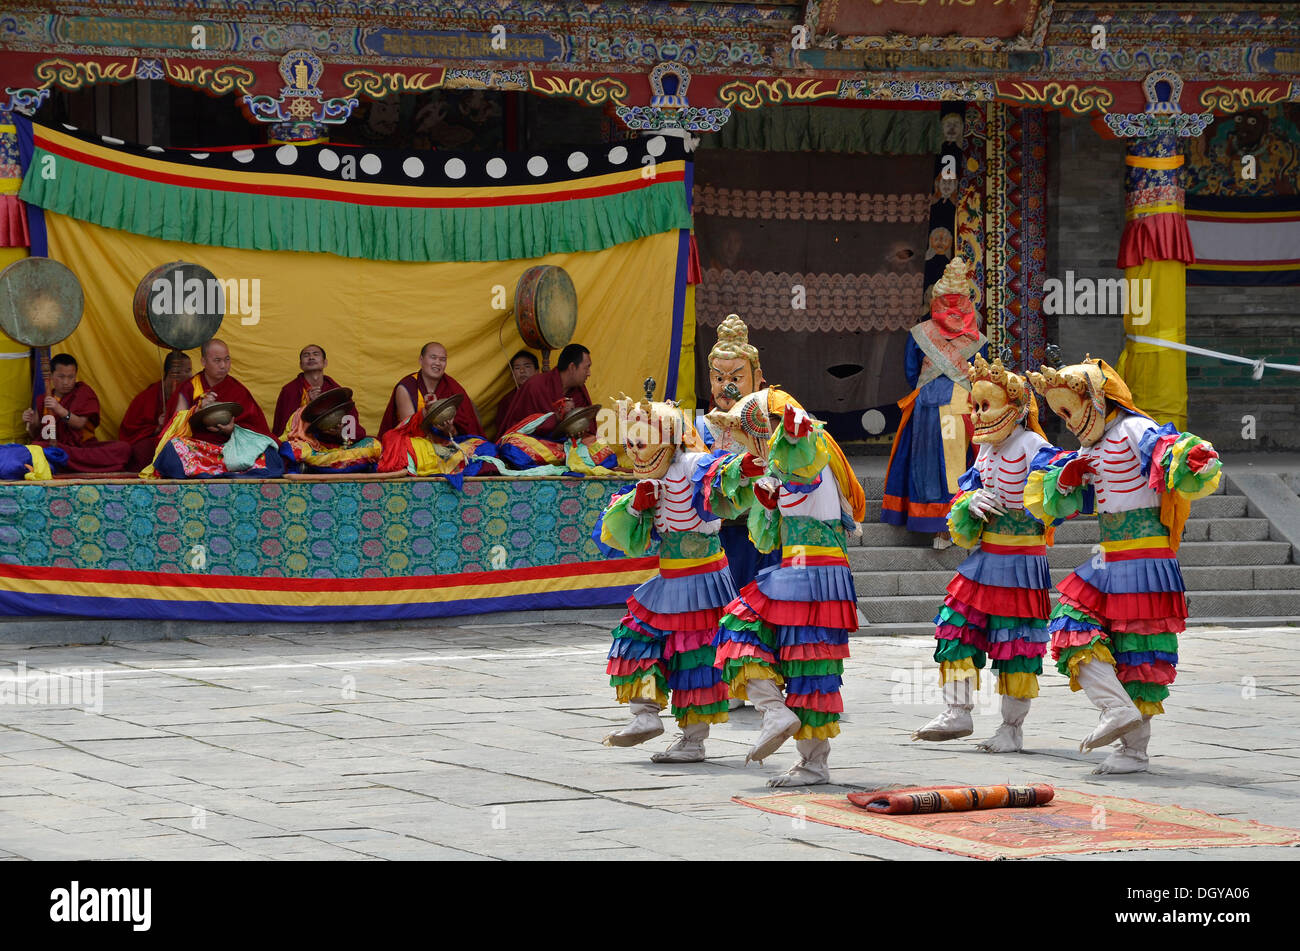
[882,257,987,547]
[913,356,1061,753]
[708,395,866,786]
[599,397,735,763]
[696,314,802,591]
[1026,357,1221,774]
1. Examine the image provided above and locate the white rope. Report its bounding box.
[1126,334,1300,379]
[0,350,32,359]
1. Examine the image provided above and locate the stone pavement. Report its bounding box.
[0,617,1297,861]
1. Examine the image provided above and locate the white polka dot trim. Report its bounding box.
[608,146,628,164]
[646,135,667,157]
[485,157,508,179]
[567,151,588,172]
[402,156,424,178]
[317,149,339,172]
[444,158,466,179]
[275,144,298,165]
[359,153,382,176]
[232,149,255,163]
[526,156,548,177]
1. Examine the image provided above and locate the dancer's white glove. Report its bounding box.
[967,487,1006,521]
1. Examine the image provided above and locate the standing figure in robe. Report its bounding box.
[22,353,131,472]
[1026,357,1221,774]
[710,396,866,786]
[882,257,987,547]
[912,356,1061,753]
[599,395,734,763]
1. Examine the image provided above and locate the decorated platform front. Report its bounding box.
[0,475,654,622]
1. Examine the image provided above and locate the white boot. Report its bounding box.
[768,738,831,787]
[1093,715,1152,774]
[651,721,709,763]
[911,678,975,741]
[976,696,1032,753]
[603,698,665,747]
[1075,659,1142,752]
[744,677,801,765]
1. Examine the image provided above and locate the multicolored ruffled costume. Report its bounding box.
[376,389,504,488]
[600,449,736,762]
[1026,360,1221,774]
[497,412,619,477]
[914,424,1059,752]
[710,407,865,786]
[278,408,381,474]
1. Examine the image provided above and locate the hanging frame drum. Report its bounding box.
[132,261,225,352]
[0,256,84,348]
[514,265,577,371]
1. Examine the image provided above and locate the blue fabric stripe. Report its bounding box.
[1114,650,1179,666]
[785,674,843,694]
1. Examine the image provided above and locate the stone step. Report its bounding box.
[855,516,1270,547]
[852,564,1300,598]
[857,616,1299,636]
[848,540,1293,571]
[858,590,1300,624]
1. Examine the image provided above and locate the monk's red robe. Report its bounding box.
[164,372,272,445]
[273,373,366,439]
[120,379,174,470]
[32,381,131,472]
[497,368,593,436]
[378,372,482,436]
[493,389,521,439]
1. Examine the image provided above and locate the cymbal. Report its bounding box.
[552,403,601,438]
[192,401,242,431]
[422,393,464,432]
[303,387,355,430]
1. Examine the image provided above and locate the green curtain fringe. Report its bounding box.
[21,148,693,263]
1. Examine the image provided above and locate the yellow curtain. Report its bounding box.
[1117,258,1187,430]
[45,213,681,440]
[0,246,32,443]
[677,283,697,410]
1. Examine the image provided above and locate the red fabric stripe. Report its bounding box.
[627,599,721,631]
[1116,661,1177,686]
[663,628,717,657]
[780,554,848,568]
[979,541,1046,556]
[742,584,858,631]
[785,692,844,713]
[36,133,683,209]
[606,657,663,677]
[1117,212,1195,268]
[670,685,729,707]
[0,557,656,593]
[778,643,851,661]
[1057,574,1187,625]
[1103,546,1175,561]
[947,574,1050,619]
[713,640,776,666]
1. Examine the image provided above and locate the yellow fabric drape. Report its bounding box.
[0,246,32,443]
[677,282,697,411]
[1117,259,1187,430]
[45,213,681,441]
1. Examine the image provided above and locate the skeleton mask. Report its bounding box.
[968,355,1029,446]
[619,398,682,479]
[1027,361,1108,447]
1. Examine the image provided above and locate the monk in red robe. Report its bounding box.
[497,343,594,436]
[163,338,271,445]
[120,350,193,470]
[379,342,483,436]
[493,349,539,438]
[22,353,131,472]
[272,343,366,439]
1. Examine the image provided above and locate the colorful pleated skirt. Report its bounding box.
[606,531,736,727]
[714,517,856,741]
[1048,507,1184,716]
[934,509,1051,699]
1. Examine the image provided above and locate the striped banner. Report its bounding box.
[1186,195,1300,285]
